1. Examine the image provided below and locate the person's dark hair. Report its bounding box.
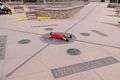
[0,3,2,6]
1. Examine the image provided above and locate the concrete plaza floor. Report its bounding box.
[0,2,120,80]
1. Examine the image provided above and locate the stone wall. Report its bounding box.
[37,5,84,19]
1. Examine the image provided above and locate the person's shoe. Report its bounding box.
[66,39,69,42]
[69,34,72,38]
[50,32,52,35]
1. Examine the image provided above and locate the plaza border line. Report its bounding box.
[6,44,50,78]
[65,2,100,33]
[75,40,120,49]
[0,27,42,36]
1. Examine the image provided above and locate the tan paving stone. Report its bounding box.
[95,63,120,80]
[35,41,111,69]
[36,42,84,69]
[8,57,48,78]
[103,47,120,56]
[0,29,47,59]
[9,71,54,80]
[0,2,120,80]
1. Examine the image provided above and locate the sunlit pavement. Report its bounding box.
[0,2,120,80]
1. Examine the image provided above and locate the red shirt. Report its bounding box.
[51,34,64,39]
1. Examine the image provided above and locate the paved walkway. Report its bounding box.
[0,2,120,80]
